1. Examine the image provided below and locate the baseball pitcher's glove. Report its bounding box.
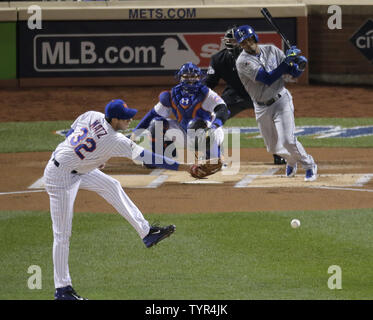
[189,159,223,179]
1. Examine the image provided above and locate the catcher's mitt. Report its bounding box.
[189,159,223,179]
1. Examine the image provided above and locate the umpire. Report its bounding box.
[204,26,286,165]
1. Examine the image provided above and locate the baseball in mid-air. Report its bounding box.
[290,219,301,228]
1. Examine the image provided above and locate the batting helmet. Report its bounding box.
[234,25,259,44]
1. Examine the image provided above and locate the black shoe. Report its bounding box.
[54,285,87,300]
[143,224,176,248]
[273,154,286,165]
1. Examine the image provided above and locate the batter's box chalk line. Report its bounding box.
[17,171,373,193]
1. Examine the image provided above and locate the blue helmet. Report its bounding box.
[176,62,204,94]
[234,25,259,44]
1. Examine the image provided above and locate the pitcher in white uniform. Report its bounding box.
[234,25,317,181]
[44,99,190,300]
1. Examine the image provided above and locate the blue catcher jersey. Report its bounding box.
[154,84,225,131]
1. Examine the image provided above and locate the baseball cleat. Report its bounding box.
[304,164,318,182]
[286,164,297,177]
[143,224,176,248]
[54,286,87,300]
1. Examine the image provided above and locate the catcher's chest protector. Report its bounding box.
[170,85,210,130]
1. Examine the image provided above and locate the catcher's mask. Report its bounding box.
[223,27,239,51]
[176,62,204,95]
[222,26,242,59]
[234,25,259,44]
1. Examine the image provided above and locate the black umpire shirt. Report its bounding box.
[204,48,252,105]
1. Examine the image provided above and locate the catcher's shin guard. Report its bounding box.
[206,143,221,160]
[149,117,176,159]
[151,139,177,158]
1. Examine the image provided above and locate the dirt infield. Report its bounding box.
[1,84,373,214]
[1,147,373,214]
[1,83,373,122]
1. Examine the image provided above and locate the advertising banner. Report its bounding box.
[19,18,296,78]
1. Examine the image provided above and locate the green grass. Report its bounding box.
[0,121,70,153]
[226,117,373,149]
[1,118,373,153]
[238,134,373,149]
[225,117,373,128]
[1,209,373,300]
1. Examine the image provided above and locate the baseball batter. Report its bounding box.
[204,26,286,166]
[234,25,317,181]
[44,99,192,300]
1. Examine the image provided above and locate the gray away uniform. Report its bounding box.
[236,44,315,170]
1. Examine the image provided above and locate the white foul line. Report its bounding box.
[354,174,373,187]
[146,175,169,188]
[146,169,168,188]
[149,169,165,176]
[234,167,280,188]
[311,186,373,193]
[0,190,46,196]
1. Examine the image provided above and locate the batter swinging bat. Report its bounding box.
[260,7,306,70]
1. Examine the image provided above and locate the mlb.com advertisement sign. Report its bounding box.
[34,32,282,72]
[19,19,294,78]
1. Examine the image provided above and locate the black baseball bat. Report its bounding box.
[260,7,306,70]
[260,7,292,50]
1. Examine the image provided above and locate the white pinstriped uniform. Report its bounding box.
[43,111,150,289]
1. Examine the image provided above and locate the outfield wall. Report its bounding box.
[0,1,371,87]
[307,3,373,85]
[0,5,17,87]
[0,1,308,87]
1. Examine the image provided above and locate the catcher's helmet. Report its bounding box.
[222,26,239,51]
[176,62,204,94]
[234,25,259,44]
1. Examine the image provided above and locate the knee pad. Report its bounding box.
[148,118,177,158]
[187,118,208,131]
[186,120,208,153]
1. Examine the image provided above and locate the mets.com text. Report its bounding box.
[129,8,197,20]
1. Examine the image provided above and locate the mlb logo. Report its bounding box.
[349,19,373,63]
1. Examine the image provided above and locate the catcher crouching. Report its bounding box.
[131,62,229,179]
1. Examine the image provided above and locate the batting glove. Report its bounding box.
[294,55,307,71]
[286,45,301,57]
[284,46,301,66]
